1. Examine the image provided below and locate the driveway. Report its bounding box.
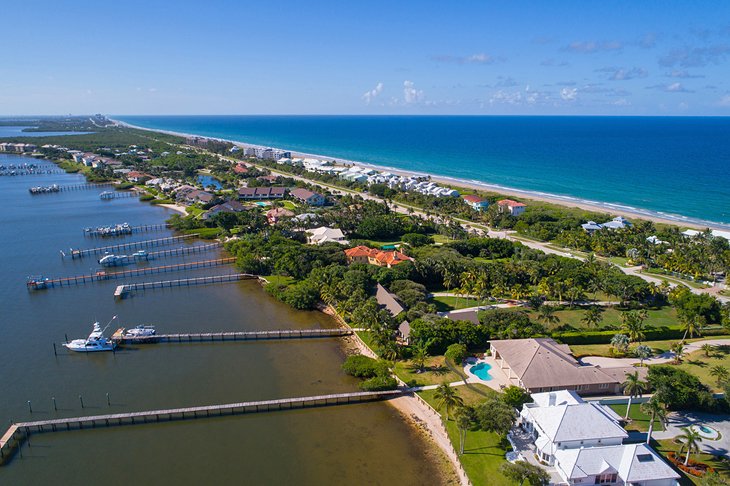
[652,411,730,458]
[580,339,730,369]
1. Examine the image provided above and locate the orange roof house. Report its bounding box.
[344,245,414,268]
[497,199,527,216]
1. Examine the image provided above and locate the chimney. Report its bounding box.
[548,392,556,407]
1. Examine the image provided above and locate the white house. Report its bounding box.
[306,226,348,245]
[497,199,527,216]
[602,216,633,230]
[519,391,679,486]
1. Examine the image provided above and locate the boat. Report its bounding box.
[98,253,129,266]
[124,325,156,337]
[131,249,149,259]
[26,275,50,289]
[63,318,117,353]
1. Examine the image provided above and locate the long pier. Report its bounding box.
[27,258,236,289]
[65,234,199,259]
[29,182,115,193]
[114,273,256,298]
[84,223,171,237]
[100,191,138,200]
[0,390,404,464]
[111,327,353,344]
[0,168,64,176]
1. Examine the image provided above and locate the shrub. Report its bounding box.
[359,375,398,391]
[139,193,155,202]
[401,233,434,247]
[502,385,531,409]
[342,355,384,378]
[444,343,468,364]
[648,366,722,412]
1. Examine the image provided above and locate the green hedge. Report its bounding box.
[553,326,729,345]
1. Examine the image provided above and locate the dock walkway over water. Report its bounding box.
[28,258,236,289]
[29,182,115,193]
[111,327,352,344]
[114,273,256,298]
[83,223,170,237]
[65,234,199,259]
[0,390,404,464]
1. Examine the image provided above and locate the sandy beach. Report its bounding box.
[157,202,187,215]
[114,119,725,231]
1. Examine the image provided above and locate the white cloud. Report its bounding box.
[362,82,384,104]
[403,80,424,104]
[560,87,578,101]
[719,94,730,107]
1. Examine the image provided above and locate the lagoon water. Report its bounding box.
[0,154,445,485]
[118,115,730,227]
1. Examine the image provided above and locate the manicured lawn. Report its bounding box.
[570,336,730,359]
[281,200,298,210]
[355,330,374,349]
[653,439,730,485]
[430,295,481,312]
[393,356,463,387]
[527,306,678,332]
[677,345,730,392]
[262,275,296,286]
[418,385,513,486]
[608,403,665,432]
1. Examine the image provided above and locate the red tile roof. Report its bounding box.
[344,246,414,266]
[462,195,486,203]
[497,199,526,207]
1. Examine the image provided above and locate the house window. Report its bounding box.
[598,383,610,389]
[594,473,617,484]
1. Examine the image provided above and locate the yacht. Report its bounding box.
[98,254,129,266]
[63,318,117,353]
[124,325,156,337]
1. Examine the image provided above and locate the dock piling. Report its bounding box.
[79,395,84,409]
[52,397,56,411]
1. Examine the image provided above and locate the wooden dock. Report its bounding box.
[111,327,353,344]
[114,273,257,299]
[0,390,404,464]
[27,258,236,289]
[100,191,138,200]
[83,223,171,237]
[66,234,199,259]
[28,182,114,192]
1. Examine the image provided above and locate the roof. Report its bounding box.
[238,186,287,197]
[306,226,346,244]
[525,402,628,443]
[489,338,620,389]
[290,188,321,200]
[398,320,411,339]
[265,207,294,218]
[555,444,679,482]
[446,309,480,325]
[497,199,526,208]
[462,195,486,203]
[344,245,414,265]
[375,284,405,317]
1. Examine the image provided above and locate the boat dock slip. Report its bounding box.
[110,327,353,344]
[66,234,199,259]
[28,182,114,193]
[113,273,257,299]
[27,258,236,289]
[84,223,170,237]
[99,191,138,200]
[0,390,404,464]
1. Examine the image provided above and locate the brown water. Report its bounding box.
[0,154,446,485]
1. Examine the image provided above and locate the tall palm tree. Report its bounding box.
[434,382,464,420]
[640,398,668,444]
[677,427,703,466]
[709,365,729,387]
[621,312,646,344]
[455,407,473,455]
[537,305,560,327]
[634,344,652,367]
[412,341,430,372]
[671,341,685,364]
[581,307,604,328]
[622,371,647,420]
[680,313,705,341]
[701,343,715,357]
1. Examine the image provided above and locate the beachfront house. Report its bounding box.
[519,390,680,485]
[497,199,527,216]
[489,338,644,395]
[462,195,489,210]
[290,188,326,206]
[582,216,633,233]
[344,245,414,268]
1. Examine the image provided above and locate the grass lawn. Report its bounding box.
[418,385,513,486]
[527,306,678,332]
[431,234,454,244]
[644,268,708,290]
[653,439,730,485]
[262,275,296,286]
[608,403,665,432]
[393,356,463,386]
[677,345,730,392]
[609,256,631,266]
[570,336,730,359]
[355,330,375,350]
[430,295,481,312]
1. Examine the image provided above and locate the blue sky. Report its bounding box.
[2,0,729,115]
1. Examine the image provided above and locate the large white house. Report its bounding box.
[519,390,680,486]
[305,226,348,245]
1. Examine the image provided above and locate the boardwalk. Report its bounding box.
[114,273,257,298]
[111,327,353,344]
[84,223,170,237]
[100,191,138,200]
[65,234,199,259]
[29,182,114,193]
[0,390,404,463]
[27,258,236,289]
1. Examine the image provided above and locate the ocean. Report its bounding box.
[116,115,730,227]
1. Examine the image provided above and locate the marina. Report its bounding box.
[27,257,237,289]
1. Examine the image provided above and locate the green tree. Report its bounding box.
[677,427,703,466]
[537,305,560,326]
[709,365,729,387]
[621,311,647,344]
[444,343,468,364]
[701,343,715,357]
[502,385,531,409]
[581,306,604,328]
[640,398,668,444]
[434,382,464,420]
[622,371,647,420]
[455,406,476,455]
[475,397,517,436]
[671,341,685,364]
[411,341,430,372]
[610,333,630,355]
[634,344,652,367]
[680,313,706,341]
[499,461,550,486]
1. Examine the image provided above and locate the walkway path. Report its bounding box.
[580,339,730,369]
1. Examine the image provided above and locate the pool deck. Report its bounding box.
[462,356,511,391]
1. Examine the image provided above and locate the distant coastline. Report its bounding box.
[112,118,729,231]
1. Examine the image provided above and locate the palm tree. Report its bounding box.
[680,313,705,341]
[677,427,703,466]
[455,407,473,455]
[537,305,560,326]
[412,341,430,372]
[611,333,630,355]
[434,382,464,420]
[671,341,685,364]
[640,398,668,444]
[622,371,647,420]
[701,343,715,358]
[709,365,729,387]
[621,311,646,344]
[581,307,604,328]
[634,344,652,367]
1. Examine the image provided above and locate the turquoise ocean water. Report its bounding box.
[117,116,730,227]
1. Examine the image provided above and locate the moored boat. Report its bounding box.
[63,318,117,353]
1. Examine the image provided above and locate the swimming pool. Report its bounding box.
[469,362,493,381]
[254,201,269,207]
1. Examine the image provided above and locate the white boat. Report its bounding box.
[98,254,129,266]
[124,325,156,337]
[63,318,117,353]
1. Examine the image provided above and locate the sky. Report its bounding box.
[1,0,730,116]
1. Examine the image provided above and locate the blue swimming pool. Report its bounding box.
[469,362,493,381]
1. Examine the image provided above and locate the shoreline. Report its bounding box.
[112,118,728,231]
